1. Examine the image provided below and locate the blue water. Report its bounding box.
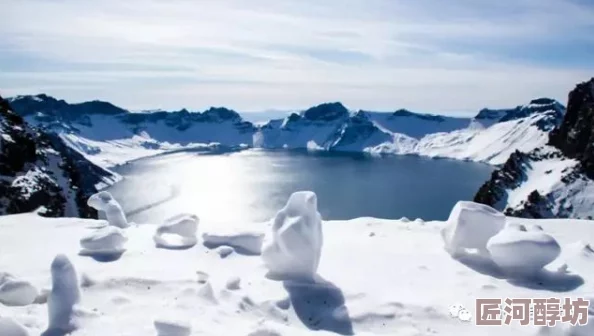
[108,149,493,224]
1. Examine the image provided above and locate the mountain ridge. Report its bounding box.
[474,78,594,219]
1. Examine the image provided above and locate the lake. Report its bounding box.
[108,149,493,225]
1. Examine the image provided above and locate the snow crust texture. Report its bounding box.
[261,191,323,279]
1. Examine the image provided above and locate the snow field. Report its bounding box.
[0,193,592,335]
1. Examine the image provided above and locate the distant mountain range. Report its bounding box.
[4,88,586,220]
[6,94,565,167]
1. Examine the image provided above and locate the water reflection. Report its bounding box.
[109,150,493,225]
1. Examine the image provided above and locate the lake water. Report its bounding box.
[108,149,493,224]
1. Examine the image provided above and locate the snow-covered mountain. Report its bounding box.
[417,98,566,165]
[474,78,594,219]
[257,100,564,165]
[8,94,565,168]
[473,98,565,128]
[0,95,117,217]
[7,95,256,167]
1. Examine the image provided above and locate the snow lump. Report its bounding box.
[45,254,81,334]
[441,201,505,256]
[79,226,127,258]
[0,273,38,306]
[87,191,128,228]
[487,225,561,276]
[261,191,323,279]
[153,213,199,249]
[154,319,191,336]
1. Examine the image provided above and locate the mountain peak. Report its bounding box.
[302,102,349,121]
[391,109,445,122]
[475,97,565,127]
[203,107,241,121]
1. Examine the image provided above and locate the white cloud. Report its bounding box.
[1,0,592,113]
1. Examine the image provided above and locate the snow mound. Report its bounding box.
[261,191,323,280]
[215,246,235,258]
[0,317,29,336]
[202,230,264,255]
[225,276,241,290]
[441,201,505,256]
[0,274,38,306]
[79,226,127,258]
[487,226,561,276]
[87,191,128,228]
[153,319,191,336]
[46,254,81,334]
[154,213,198,249]
[196,282,217,304]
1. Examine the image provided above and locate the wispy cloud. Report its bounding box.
[1,0,592,114]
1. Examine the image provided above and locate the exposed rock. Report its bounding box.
[473,150,531,208]
[549,78,594,178]
[302,102,349,121]
[0,95,116,217]
[474,78,594,219]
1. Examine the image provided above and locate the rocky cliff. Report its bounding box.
[0,95,117,217]
[474,78,594,219]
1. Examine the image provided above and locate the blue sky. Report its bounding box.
[1,0,593,115]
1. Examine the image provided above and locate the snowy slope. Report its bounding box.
[0,96,118,218]
[258,101,564,165]
[365,110,469,139]
[8,95,256,168]
[417,110,559,165]
[0,202,592,335]
[8,95,565,168]
[474,78,594,219]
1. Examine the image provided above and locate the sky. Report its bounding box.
[1,0,593,116]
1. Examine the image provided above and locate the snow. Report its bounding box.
[261,191,323,280]
[24,111,254,168]
[79,225,128,260]
[0,274,38,306]
[9,94,561,169]
[46,255,81,335]
[216,246,235,258]
[441,201,506,256]
[500,147,594,218]
[202,229,264,255]
[87,191,128,228]
[417,113,552,165]
[0,203,592,335]
[0,317,29,336]
[153,213,199,249]
[487,225,561,276]
[154,318,192,336]
[226,276,241,290]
